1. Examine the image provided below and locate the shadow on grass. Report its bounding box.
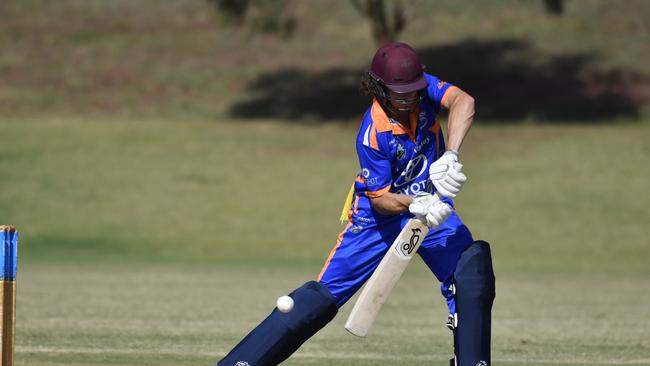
[228,38,649,123]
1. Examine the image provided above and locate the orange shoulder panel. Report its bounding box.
[366,185,390,198]
[440,85,459,109]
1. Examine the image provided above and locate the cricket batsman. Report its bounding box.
[218,42,495,366]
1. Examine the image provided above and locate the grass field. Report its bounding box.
[2,0,650,365]
[17,264,650,366]
[3,118,649,273]
[4,118,650,365]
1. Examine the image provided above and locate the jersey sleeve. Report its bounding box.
[356,143,392,198]
[425,73,456,110]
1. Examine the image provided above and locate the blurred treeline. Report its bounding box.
[0,0,648,123]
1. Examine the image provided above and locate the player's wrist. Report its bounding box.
[444,149,459,159]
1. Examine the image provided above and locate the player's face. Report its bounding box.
[387,90,420,112]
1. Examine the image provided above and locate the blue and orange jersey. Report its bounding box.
[345,73,457,228]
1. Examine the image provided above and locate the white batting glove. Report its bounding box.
[409,192,452,228]
[429,150,467,198]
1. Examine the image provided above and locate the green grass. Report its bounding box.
[16,263,650,366]
[2,118,649,274]
[2,116,649,364]
[1,1,650,364]
[1,117,355,264]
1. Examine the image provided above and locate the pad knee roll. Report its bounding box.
[455,240,495,302]
[218,281,338,366]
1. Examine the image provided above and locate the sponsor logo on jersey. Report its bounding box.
[350,225,363,234]
[398,180,435,196]
[393,154,428,189]
[395,143,406,160]
[360,168,379,185]
[415,137,431,152]
[235,362,251,366]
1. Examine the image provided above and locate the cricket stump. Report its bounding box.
[0,225,18,366]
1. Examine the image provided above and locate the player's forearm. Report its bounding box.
[369,192,413,215]
[446,91,475,152]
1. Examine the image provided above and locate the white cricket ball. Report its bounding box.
[276,295,294,313]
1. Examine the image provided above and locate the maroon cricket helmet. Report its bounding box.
[369,42,428,93]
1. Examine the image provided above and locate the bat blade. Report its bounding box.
[345,218,429,337]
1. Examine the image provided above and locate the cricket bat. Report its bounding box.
[345,217,430,337]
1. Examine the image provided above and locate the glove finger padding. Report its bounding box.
[425,203,451,227]
[430,207,443,226]
[410,193,452,228]
[409,202,427,217]
[447,164,467,183]
[430,159,467,198]
[429,164,449,179]
[437,202,452,224]
[409,192,436,219]
[440,178,461,191]
[425,213,439,227]
[434,183,455,198]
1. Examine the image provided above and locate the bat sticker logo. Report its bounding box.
[410,228,421,242]
[397,228,422,258]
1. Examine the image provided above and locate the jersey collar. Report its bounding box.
[370,99,419,141]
